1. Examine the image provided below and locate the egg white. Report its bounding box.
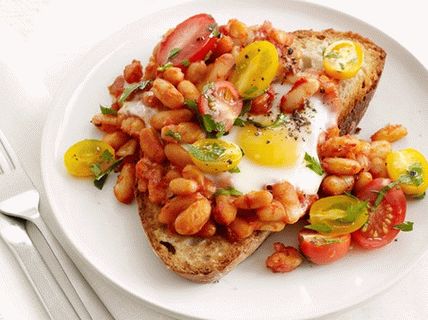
[222,83,336,195]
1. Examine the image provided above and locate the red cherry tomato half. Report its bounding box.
[198,81,243,132]
[353,178,407,249]
[156,13,218,66]
[298,229,351,265]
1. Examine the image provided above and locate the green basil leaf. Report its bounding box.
[184,143,226,162]
[393,221,414,232]
[167,48,181,60]
[93,158,123,190]
[157,62,173,72]
[118,80,150,105]
[337,201,368,223]
[165,130,182,142]
[215,186,243,196]
[228,166,240,173]
[305,223,332,233]
[100,105,117,115]
[181,59,190,67]
[304,152,324,176]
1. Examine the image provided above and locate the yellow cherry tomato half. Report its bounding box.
[386,148,428,195]
[323,40,364,80]
[232,40,279,99]
[308,195,368,236]
[187,138,242,173]
[64,139,115,177]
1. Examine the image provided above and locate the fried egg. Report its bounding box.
[221,83,336,195]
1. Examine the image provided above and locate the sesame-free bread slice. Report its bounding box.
[292,29,386,134]
[136,29,386,283]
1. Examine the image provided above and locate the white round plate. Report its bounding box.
[41,0,428,319]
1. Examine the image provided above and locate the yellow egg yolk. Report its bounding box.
[237,125,299,167]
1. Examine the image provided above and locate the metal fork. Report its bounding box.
[0,129,112,319]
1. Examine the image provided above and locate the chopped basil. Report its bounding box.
[208,23,220,38]
[240,100,252,116]
[184,99,198,111]
[393,221,414,232]
[339,62,345,70]
[244,86,258,96]
[305,223,332,233]
[215,186,243,196]
[233,117,246,127]
[118,80,151,105]
[101,149,114,162]
[228,166,240,173]
[374,162,424,207]
[413,192,426,200]
[99,105,117,115]
[304,152,324,176]
[89,163,102,177]
[185,143,226,162]
[337,201,368,223]
[165,130,181,142]
[157,62,173,72]
[201,114,225,138]
[246,113,287,129]
[181,59,190,67]
[93,158,123,190]
[324,51,339,59]
[167,48,181,60]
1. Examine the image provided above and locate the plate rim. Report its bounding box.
[40,0,428,319]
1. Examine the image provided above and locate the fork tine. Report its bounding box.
[0,130,16,173]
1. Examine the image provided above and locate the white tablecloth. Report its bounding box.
[0,0,427,319]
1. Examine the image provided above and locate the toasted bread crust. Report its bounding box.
[292,29,386,134]
[137,193,269,282]
[137,29,386,283]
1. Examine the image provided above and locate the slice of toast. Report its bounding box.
[137,29,386,283]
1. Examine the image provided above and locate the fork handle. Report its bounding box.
[29,212,113,320]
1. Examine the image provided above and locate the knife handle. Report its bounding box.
[29,212,113,320]
[0,213,80,320]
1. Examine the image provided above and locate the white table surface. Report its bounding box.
[0,0,427,319]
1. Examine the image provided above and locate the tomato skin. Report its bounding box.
[298,229,351,265]
[323,40,364,80]
[353,178,407,249]
[156,14,218,66]
[198,81,243,132]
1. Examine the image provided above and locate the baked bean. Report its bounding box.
[143,57,158,81]
[163,168,181,183]
[102,131,129,150]
[369,157,388,178]
[321,175,355,196]
[177,80,200,101]
[116,139,138,157]
[322,157,362,175]
[203,53,235,84]
[266,243,302,273]
[356,154,370,172]
[280,77,320,113]
[256,200,287,222]
[250,87,275,115]
[358,140,372,156]
[195,220,217,237]
[141,91,164,109]
[158,193,203,224]
[185,61,207,84]
[201,178,216,199]
[161,122,205,144]
[108,75,125,98]
[164,144,193,168]
[169,178,199,195]
[121,116,145,138]
[234,190,273,209]
[162,67,184,86]
[371,124,407,142]
[114,163,135,204]
[147,180,167,205]
[354,172,373,193]
[174,197,211,235]
[256,221,286,232]
[137,178,147,193]
[150,109,193,130]
[214,35,234,56]
[228,217,254,240]
[91,114,121,133]
[271,180,299,208]
[319,135,361,158]
[123,59,143,83]
[182,165,205,186]
[268,29,293,46]
[139,128,165,163]
[213,195,237,225]
[152,78,184,109]
[369,140,392,160]
[228,19,248,44]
